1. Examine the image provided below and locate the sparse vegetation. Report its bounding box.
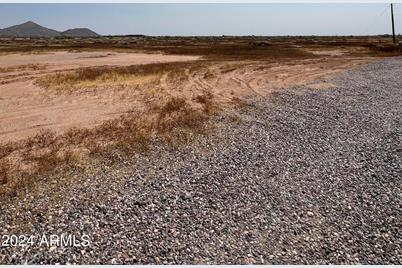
[1,35,401,59]
[1,35,401,198]
[36,61,206,91]
[194,91,220,115]
[0,94,215,197]
[37,68,160,91]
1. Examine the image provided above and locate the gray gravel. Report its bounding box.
[1,58,401,264]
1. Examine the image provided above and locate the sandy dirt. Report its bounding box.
[176,57,375,105]
[0,51,199,142]
[0,51,198,69]
[0,50,375,143]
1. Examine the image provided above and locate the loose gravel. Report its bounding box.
[0,58,401,264]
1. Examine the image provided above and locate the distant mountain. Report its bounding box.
[0,21,60,37]
[61,28,99,37]
[0,21,99,38]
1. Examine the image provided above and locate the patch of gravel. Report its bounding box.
[0,58,401,264]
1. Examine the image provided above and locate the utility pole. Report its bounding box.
[391,3,396,44]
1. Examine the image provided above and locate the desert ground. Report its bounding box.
[0,51,199,142]
[0,37,391,144]
[0,36,401,264]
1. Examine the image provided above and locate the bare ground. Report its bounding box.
[0,50,374,143]
[0,57,400,264]
[0,51,199,142]
[1,36,401,197]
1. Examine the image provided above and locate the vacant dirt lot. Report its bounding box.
[1,56,401,264]
[0,36,400,198]
[0,51,198,142]
[0,48,374,143]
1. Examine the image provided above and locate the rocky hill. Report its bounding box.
[0,21,60,37]
[61,28,99,37]
[0,21,99,37]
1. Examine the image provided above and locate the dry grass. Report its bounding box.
[155,97,207,132]
[0,55,220,198]
[1,35,402,197]
[38,70,160,91]
[145,42,317,61]
[2,36,402,60]
[0,94,214,197]
[36,61,206,92]
[194,91,220,115]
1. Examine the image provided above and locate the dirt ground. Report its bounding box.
[0,51,199,142]
[1,35,401,264]
[1,35,401,197]
[0,48,376,143]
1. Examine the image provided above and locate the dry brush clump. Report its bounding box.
[155,97,207,132]
[36,61,207,92]
[37,66,160,92]
[193,91,220,115]
[0,94,216,197]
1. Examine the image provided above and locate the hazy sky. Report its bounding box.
[0,4,401,36]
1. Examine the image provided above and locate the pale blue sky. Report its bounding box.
[0,4,400,36]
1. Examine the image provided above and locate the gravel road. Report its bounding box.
[0,58,401,264]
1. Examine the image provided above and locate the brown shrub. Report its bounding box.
[0,161,9,185]
[194,91,220,116]
[0,96,213,197]
[0,143,15,159]
[36,61,205,92]
[156,97,207,134]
